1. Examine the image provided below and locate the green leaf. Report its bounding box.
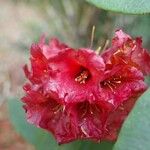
[8,98,114,150]
[113,89,150,150]
[145,76,150,86]
[8,99,50,150]
[86,0,150,14]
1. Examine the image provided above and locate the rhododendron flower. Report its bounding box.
[102,29,150,75]
[22,30,150,144]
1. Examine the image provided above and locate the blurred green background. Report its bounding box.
[0,0,149,150]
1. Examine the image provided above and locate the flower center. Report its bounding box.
[77,101,101,118]
[75,68,90,84]
[100,76,122,91]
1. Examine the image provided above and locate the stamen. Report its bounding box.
[105,82,114,92]
[96,40,109,55]
[113,49,122,55]
[78,102,95,118]
[113,80,121,84]
[52,103,62,114]
[62,106,66,112]
[96,46,102,54]
[80,102,89,118]
[75,70,90,84]
[101,76,122,91]
[90,25,95,48]
[119,57,127,64]
[81,126,89,137]
[89,105,94,115]
[109,82,117,88]
[53,106,62,114]
[101,39,109,52]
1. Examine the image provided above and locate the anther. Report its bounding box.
[101,76,122,91]
[75,70,89,84]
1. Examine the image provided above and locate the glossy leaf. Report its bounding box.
[86,0,150,14]
[113,89,150,150]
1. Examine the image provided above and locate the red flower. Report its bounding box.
[99,60,147,140]
[100,30,150,140]
[22,31,149,144]
[102,29,150,75]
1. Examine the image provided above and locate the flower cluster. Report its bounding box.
[22,30,150,144]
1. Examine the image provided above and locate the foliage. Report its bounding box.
[87,0,150,14]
